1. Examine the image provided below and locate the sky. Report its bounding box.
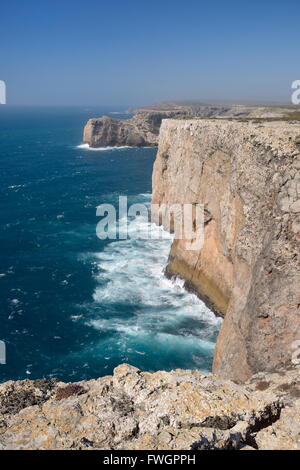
[0,0,299,106]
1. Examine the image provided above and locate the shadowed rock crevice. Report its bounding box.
[199,414,238,430]
[0,379,57,415]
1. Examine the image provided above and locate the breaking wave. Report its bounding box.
[79,196,222,373]
[76,143,131,151]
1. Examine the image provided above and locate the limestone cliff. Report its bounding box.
[83,110,186,148]
[83,103,295,148]
[0,364,299,450]
[152,119,300,382]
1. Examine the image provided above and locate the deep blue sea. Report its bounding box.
[0,106,221,382]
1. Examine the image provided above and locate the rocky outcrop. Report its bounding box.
[0,364,298,450]
[152,119,300,382]
[83,110,187,148]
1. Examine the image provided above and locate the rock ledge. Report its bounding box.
[0,365,299,450]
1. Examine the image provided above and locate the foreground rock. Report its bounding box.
[152,119,300,382]
[0,365,299,450]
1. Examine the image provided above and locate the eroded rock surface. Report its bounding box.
[0,364,298,450]
[152,119,300,381]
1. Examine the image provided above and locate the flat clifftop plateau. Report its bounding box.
[83,103,298,148]
[0,364,299,450]
[152,119,300,382]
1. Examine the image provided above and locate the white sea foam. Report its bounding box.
[76,143,131,151]
[76,144,152,151]
[8,184,27,189]
[109,111,127,114]
[81,198,222,365]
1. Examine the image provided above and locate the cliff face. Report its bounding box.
[0,364,299,450]
[152,119,300,382]
[83,110,187,148]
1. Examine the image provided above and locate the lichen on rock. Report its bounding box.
[0,364,298,450]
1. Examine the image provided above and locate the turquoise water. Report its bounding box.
[0,106,221,382]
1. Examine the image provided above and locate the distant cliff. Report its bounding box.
[83,102,295,148]
[83,110,186,148]
[152,119,300,382]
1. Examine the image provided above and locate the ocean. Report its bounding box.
[0,106,221,382]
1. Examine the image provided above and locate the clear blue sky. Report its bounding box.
[1,0,299,106]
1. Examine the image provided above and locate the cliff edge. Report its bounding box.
[152,119,300,382]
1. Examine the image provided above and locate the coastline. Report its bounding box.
[1,109,299,450]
